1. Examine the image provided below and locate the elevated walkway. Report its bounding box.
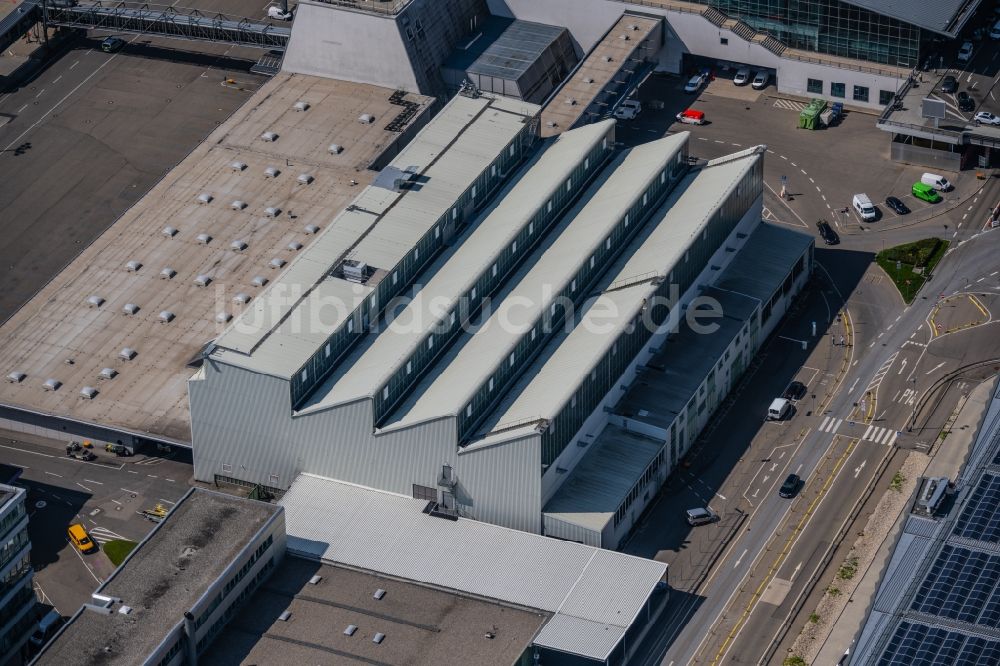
[0,0,40,54]
[44,2,290,49]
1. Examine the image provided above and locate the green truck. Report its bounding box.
[797,98,828,130]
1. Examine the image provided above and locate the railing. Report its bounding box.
[730,19,756,43]
[309,0,410,15]
[488,416,547,437]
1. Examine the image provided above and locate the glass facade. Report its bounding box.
[699,1,921,66]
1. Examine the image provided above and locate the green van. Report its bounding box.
[912,182,942,203]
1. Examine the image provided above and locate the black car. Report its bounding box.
[885,196,910,215]
[958,91,975,112]
[816,220,839,245]
[779,474,801,499]
[941,76,958,94]
[101,36,125,53]
[783,381,806,400]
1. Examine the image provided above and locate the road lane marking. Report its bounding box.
[128,470,138,474]
[926,361,946,375]
[45,471,63,478]
[734,549,748,567]
[0,443,54,458]
[120,488,139,494]
[16,104,27,113]
[75,482,92,492]
[69,60,80,70]
[53,75,62,83]
[34,89,45,98]
[158,498,176,504]
[84,479,103,485]
[854,459,867,478]
[110,499,121,505]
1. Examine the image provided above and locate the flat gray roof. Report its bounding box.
[387,131,688,427]
[713,222,813,305]
[543,426,662,532]
[467,20,568,82]
[280,473,667,661]
[0,73,432,443]
[200,555,547,666]
[35,489,280,666]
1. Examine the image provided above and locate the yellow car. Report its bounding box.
[68,524,98,554]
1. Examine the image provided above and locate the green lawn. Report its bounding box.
[875,238,949,303]
[103,539,138,567]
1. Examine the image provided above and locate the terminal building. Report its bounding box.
[0,484,35,666]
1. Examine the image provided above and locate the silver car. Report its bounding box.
[751,71,770,90]
[733,68,751,86]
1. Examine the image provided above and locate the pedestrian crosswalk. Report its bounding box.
[818,416,899,446]
[773,99,807,111]
[89,526,126,544]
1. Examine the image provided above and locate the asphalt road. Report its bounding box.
[2,430,190,619]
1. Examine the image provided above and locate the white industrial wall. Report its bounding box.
[282,0,420,91]
[189,363,543,533]
[489,0,904,110]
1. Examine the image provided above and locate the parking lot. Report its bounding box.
[2,430,190,617]
[615,70,985,243]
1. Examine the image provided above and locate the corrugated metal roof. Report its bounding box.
[543,426,663,530]
[467,21,568,82]
[213,94,539,376]
[841,0,974,36]
[488,148,764,430]
[313,120,615,408]
[392,132,689,426]
[279,473,666,661]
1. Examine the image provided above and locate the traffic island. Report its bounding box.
[875,237,949,303]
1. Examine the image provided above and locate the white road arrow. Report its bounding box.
[854,459,867,479]
[789,561,803,582]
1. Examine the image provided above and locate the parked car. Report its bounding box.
[921,172,952,191]
[684,73,707,93]
[751,70,770,90]
[613,99,642,120]
[885,196,910,215]
[912,182,942,203]
[852,193,877,222]
[941,76,958,93]
[783,381,806,400]
[733,67,751,86]
[686,507,719,526]
[779,474,802,499]
[975,111,1000,125]
[767,397,791,421]
[100,36,125,53]
[267,5,292,19]
[958,91,975,112]
[29,610,63,648]
[68,523,98,553]
[675,109,706,125]
[817,219,839,245]
[958,40,974,63]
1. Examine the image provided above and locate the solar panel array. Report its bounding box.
[912,545,1000,627]
[879,622,1000,665]
[954,474,1000,543]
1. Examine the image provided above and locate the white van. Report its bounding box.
[767,398,791,421]
[852,193,877,222]
[613,99,642,120]
[921,173,952,191]
[29,609,62,648]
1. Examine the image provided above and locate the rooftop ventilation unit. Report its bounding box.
[620,34,630,40]
[297,173,313,185]
[80,386,98,400]
[251,276,268,288]
[233,293,251,305]
[583,77,593,84]
[304,224,320,234]
[260,131,278,142]
[194,275,212,287]
[373,633,385,644]
[373,589,386,600]
[230,240,248,252]
[265,207,281,218]
[264,166,280,178]
[119,347,137,361]
[629,23,639,30]
[308,575,322,585]
[197,234,212,245]
[6,372,25,384]
[86,295,105,308]
[358,113,375,124]
[603,55,613,62]
[197,193,213,205]
[328,144,343,154]
[99,368,117,380]
[231,200,247,211]
[158,311,175,323]
[160,268,177,280]
[287,241,302,251]
[269,258,286,269]
[125,260,142,272]
[42,378,61,391]
[546,121,557,128]
[122,303,140,315]
[215,312,232,324]
[344,625,357,636]
[342,259,368,283]
[565,98,576,105]
[162,226,178,238]
[231,161,247,172]
[293,101,309,112]
[278,611,292,622]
